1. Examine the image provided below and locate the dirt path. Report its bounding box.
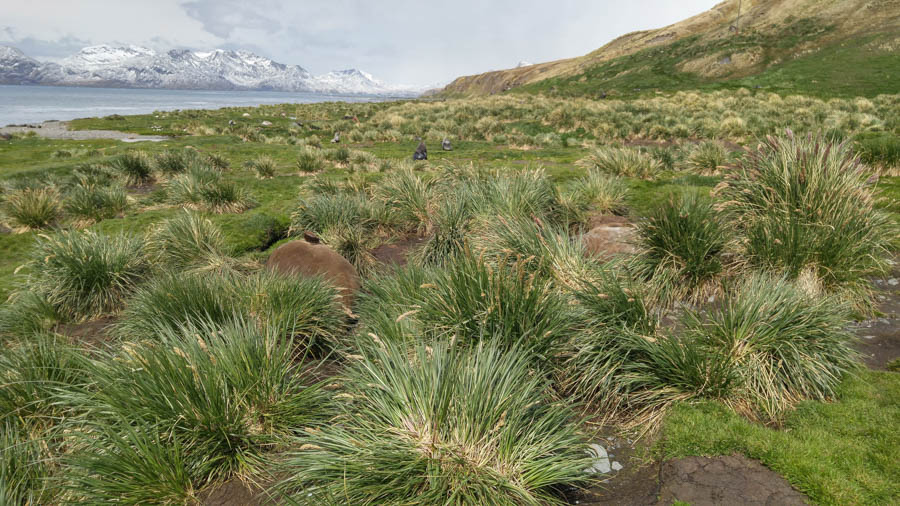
[0,120,168,142]
[853,261,900,370]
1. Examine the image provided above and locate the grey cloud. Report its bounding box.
[1,1,723,86]
[0,33,94,61]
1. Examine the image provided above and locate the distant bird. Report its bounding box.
[413,138,427,161]
[331,131,341,143]
[228,119,236,126]
[442,138,452,151]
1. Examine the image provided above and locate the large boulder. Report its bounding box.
[266,240,360,307]
[583,216,638,259]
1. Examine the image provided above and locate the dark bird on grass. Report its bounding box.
[442,138,452,151]
[413,137,427,160]
[331,131,341,143]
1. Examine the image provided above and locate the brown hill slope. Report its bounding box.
[440,0,900,96]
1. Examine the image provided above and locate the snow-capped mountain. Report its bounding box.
[0,45,421,96]
[0,46,42,84]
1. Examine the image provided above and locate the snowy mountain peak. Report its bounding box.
[64,45,157,67]
[0,46,34,61]
[0,45,421,96]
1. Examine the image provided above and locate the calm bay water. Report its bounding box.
[0,84,387,126]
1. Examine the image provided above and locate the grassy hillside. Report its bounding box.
[440,0,900,98]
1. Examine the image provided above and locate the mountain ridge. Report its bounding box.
[0,44,422,97]
[439,0,900,98]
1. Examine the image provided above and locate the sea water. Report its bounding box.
[0,84,387,126]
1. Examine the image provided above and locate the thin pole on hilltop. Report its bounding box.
[735,0,744,33]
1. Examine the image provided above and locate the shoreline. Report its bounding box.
[0,121,169,142]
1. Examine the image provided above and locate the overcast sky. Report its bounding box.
[1,1,721,87]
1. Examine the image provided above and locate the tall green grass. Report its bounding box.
[634,192,731,303]
[64,318,330,502]
[146,210,231,271]
[277,342,594,504]
[108,152,153,186]
[1,187,61,230]
[28,230,150,321]
[720,131,896,311]
[578,147,663,179]
[564,272,858,426]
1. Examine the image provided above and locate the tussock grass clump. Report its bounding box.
[634,192,731,304]
[0,291,60,339]
[324,146,351,164]
[559,171,628,226]
[65,318,330,502]
[565,273,857,427]
[146,210,231,272]
[278,342,593,504]
[115,272,242,341]
[117,271,345,353]
[1,421,53,505]
[469,214,592,288]
[472,169,563,222]
[685,140,731,175]
[414,194,471,266]
[681,273,859,422]
[1,187,61,230]
[154,149,200,176]
[372,169,435,234]
[108,151,153,186]
[64,184,128,224]
[0,334,85,424]
[243,271,346,352]
[290,192,379,234]
[719,131,895,311]
[578,147,663,179]
[290,192,385,274]
[28,230,149,321]
[364,253,576,360]
[246,155,277,179]
[71,164,116,187]
[574,266,658,335]
[296,147,325,173]
[167,167,256,214]
[206,152,230,171]
[198,179,256,214]
[855,132,900,174]
[166,165,220,206]
[62,418,196,505]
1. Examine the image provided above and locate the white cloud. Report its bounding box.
[1,0,722,86]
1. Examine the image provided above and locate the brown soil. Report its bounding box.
[199,478,272,506]
[54,316,117,349]
[579,455,808,505]
[372,235,426,268]
[853,270,900,371]
[582,214,638,260]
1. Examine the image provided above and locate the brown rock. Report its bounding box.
[266,240,360,307]
[583,220,638,259]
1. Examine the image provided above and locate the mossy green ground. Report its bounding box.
[2,100,899,504]
[660,371,900,505]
